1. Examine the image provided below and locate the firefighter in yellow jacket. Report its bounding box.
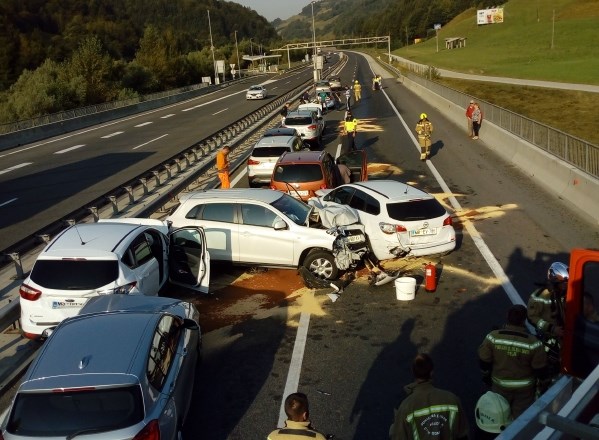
[415,113,433,161]
[478,304,549,419]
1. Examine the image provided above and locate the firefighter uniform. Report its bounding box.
[353,81,362,101]
[415,115,433,160]
[527,288,564,336]
[478,323,548,418]
[267,420,327,440]
[390,380,469,440]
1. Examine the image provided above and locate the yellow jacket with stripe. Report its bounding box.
[267,420,327,440]
[478,324,547,390]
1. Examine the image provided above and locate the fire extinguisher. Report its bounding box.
[425,262,437,292]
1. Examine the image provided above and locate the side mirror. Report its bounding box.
[273,220,287,230]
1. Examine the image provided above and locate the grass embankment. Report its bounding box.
[376,0,599,144]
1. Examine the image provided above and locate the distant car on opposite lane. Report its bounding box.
[1,295,201,440]
[246,85,267,99]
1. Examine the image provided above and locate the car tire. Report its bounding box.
[303,250,338,280]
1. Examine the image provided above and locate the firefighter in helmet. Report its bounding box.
[415,113,433,161]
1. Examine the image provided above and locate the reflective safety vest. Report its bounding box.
[344,119,357,133]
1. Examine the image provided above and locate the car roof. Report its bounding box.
[21,311,159,389]
[178,188,285,204]
[249,85,264,89]
[41,222,147,256]
[263,127,299,137]
[277,151,327,164]
[253,135,295,148]
[348,180,432,202]
[285,110,315,118]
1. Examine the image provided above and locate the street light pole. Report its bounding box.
[311,1,318,81]
[249,38,254,70]
[207,9,217,84]
[234,30,240,78]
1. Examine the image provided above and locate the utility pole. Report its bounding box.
[207,9,217,84]
[234,30,240,77]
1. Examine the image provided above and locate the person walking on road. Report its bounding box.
[342,112,358,150]
[344,87,352,110]
[353,80,362,102]
[267,393,327,440]
[471,103,483,139]
[280,102,290,124]
[466,100,475,137]
[216,145,231,189]
[389,353,469,440]
[478,304,549,419]
[415,113,434,161]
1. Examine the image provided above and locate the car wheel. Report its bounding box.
[303,250,338,280]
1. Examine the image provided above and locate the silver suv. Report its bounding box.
[282,110,324,148]
[166,189,368,280]
[247,128,309,187]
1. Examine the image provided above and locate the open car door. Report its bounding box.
[562,248,599,378]
[168,227,211,293]
[339,149,368,183]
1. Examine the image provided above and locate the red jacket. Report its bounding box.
[466,104,475,118]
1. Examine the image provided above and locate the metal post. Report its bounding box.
[9,253,24,279]
[207,9,217,84]
[107,196,118,215]
[88,206,99,222]
[234,30,241,78]
[124,186,135,205]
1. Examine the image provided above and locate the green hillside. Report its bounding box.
[393,0,599,84]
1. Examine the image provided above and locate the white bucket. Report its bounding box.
[395,277,416,301]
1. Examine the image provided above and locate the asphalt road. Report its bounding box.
[1,51,598,439]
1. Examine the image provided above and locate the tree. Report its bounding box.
[67,35,115,103]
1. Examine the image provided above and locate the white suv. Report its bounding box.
[166,189,368,280]
[282,110,324,148]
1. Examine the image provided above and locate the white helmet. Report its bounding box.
[475,391,513,433]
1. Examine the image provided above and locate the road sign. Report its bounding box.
[230,64,235,69]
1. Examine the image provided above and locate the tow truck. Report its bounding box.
[498,248,599,439]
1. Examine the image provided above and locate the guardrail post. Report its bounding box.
[107,195,119,215]
[174,158,182,173]
[184,153,192,167]
[37,234,50,244]
[164,164,172,180]
[66,219,76,226]
[9,253,25,279]
[88,206,99,222]
[139,178,149,195]
[124,186,135,205]
[152,171,161,187]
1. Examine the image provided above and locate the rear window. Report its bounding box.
[387,199,446,221]
[285,117,313,126]
[30,260,119,289]
[251,146,290,158]
[6,386,144,436]
[273,164,323,183]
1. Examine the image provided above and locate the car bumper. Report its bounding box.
[246,95,265,99]
[369,230,456,260]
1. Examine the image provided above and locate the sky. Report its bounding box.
[231,0,305,22]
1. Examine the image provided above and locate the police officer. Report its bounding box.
[527,262,569,377]
[342,112,358,150]
[478,304,549,419]
[415,113,434,161]
[267,393,327,440]
[389,353,469,440]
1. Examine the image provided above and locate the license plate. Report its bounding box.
[52,300,87,309]
[347,234,366,243]
[287,190,309,196]
[410,228,438,237]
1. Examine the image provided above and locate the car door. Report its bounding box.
[338,150,368,182]
[237,203,295,265]
[128,232,161,296]
[168,227,211,293]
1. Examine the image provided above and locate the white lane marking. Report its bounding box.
[135,122,153,127]
[377,75,526,307]
[133,134,169,150]
[161,114,175,119]
[55,145,85,154]
[101,131,124,139]
[212,108,228,116]
[278,312,311,428]
[0,162,33,175]
[0,198,18,208]
[182,91,246,111]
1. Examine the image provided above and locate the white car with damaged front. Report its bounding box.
[246,85,267,99]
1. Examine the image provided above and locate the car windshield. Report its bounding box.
[387,199,447,221]
[30,260,119,290]
[251,146,290,158]
[285,117,313,126]
[270,193,311,225]
[249,86,262,90]
[273,164,323,183]
[6,386,144,436]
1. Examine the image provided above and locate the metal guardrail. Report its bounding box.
[386,57,599,180]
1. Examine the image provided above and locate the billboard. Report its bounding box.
[477,7,504,25]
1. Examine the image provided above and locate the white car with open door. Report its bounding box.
[18,218,210,339]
